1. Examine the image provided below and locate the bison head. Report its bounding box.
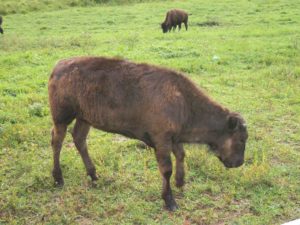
[209,113,248,168]
[161,23,168,33]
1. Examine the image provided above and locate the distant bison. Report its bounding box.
[161,9,189,33]
[0,16,3,34]
[49,57,248,211]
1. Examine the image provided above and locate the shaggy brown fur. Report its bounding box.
[0,16,3,34]
[48,57,248,211]
[161,9,188,33]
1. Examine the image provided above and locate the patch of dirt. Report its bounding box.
[197,21,220,27]
[74,216,94,225]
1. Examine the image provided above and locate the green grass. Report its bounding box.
[0,0,168,15]
[0,0,300,224]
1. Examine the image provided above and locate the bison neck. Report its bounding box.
[180,95,229,144]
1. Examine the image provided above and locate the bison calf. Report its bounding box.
[161,9,189,33]
[49,57,248,211]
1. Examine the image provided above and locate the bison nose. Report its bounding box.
[223,158,244,168]
[233,159,244,168]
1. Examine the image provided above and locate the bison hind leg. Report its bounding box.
[72,119,97,181]
[51,123,67,186]
[172,143,185,188]
[50,103,76,186]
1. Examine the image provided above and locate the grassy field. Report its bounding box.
[0,0,300,224]
[0,0,168,15]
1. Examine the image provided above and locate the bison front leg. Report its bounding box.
[178,23,182,31]
[172,143,185,188]
[155,144,178,211]
[72,119,97,181]
[184,21,188,31]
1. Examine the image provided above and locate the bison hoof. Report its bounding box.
[166,201,179,211]
[52,169,64,187]
[176,179,185,188]
[89,173,98,181]
[164,196,179,211]
[54,178,64,187]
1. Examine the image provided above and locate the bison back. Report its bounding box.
[49,57,187,139]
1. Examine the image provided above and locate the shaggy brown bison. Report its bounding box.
[48,57,248,211]
[0,16,3,34]
[161,9,189,33]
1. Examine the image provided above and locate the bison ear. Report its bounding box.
[228,115,239,131]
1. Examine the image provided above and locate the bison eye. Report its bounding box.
[239,139,246,145]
